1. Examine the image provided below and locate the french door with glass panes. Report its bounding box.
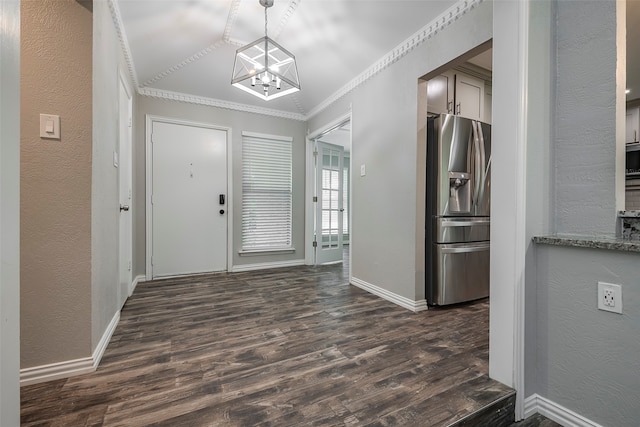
[315,141,344,264]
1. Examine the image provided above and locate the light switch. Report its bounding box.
[360,164,366,177]
[40,114,60,139]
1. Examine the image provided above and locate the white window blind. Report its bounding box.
[241,132,293,251]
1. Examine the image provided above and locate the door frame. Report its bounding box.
[145,115,233,280]
[118,69,133,303]
[305,111,352,272]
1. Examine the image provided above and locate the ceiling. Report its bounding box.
[115,0,459,118]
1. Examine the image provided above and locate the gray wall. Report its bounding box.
[534,245,640,426]
[0,0,21,423]
[308,1,493,302]
[133,97,308,276]
[19,0,127,371]
[20,0,93,368]
[526,1,639,425]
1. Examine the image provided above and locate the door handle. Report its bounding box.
[120,204,130,212]
[219,209,225,215]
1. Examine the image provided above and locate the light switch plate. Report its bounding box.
[360,164,366,177]
[40,114,60,139]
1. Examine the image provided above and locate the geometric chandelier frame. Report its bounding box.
[231,0,300,101]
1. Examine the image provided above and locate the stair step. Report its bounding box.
[449,391,517,427]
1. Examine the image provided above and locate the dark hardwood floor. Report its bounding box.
[21,260,515,426]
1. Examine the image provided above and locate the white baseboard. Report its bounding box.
[131,274,145,296]
[20,311,121,386]
[351,277,428,312]
[524,394,604,427]
[231,259,305,272]
[91,311,120,369]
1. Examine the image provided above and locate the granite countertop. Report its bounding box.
[533,235,640,253]
[618,210,640,218]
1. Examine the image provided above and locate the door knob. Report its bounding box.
[219,209,225,215]
[120,204,130,212]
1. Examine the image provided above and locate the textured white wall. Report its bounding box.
[554,0,619,235]
[92,0,121,351]
[0,0,21,423]
[20,0,93,368]
[523,0,554,399]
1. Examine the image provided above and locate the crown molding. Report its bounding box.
[306,0,485,119]
[107,0,140,89]
[223,0,242,43]
[138,87,306,121]
[274,0,301,39]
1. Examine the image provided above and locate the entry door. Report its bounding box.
[151,120,227,278]
[315,141,344,264]
[118,75,132,307]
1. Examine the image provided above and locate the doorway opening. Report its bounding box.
[307,116,352,269]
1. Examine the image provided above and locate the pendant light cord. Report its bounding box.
[264,5,268,39]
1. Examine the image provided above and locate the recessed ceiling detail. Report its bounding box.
[110,0,481,120]
[142,40,226,88]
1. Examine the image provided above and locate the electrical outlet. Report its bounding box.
[598,282,622,314]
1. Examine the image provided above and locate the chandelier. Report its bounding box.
[231,0,300,101]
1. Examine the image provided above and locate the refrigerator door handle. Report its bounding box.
[471,121,482,212]
[439,218,490,227]
[477,122,490,215]
[439,242,490,254]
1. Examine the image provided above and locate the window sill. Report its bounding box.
[239,247,296,256]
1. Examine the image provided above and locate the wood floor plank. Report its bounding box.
[21,262,513,426]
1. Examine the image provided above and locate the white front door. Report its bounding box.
[118,75,132,307]
[150,120,228,278]
[315,141,344,264]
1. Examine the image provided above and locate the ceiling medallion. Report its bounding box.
[231,0,300,101]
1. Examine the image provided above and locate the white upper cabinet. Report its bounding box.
[426,71,454,115]
[454,73,484,122]
[427,70,490,123]
[627,106,640,143]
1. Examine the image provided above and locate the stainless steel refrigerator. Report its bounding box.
[426,114,491,306]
